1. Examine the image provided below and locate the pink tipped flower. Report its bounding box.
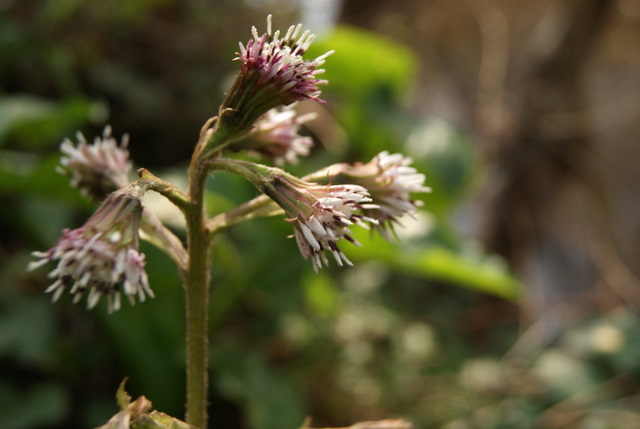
[28,187,153,312]
[263,175,378,272]
[219,15,333,135]
[59,125,132,201]
[341,151,431,239]
[237,15,332,103]
[234,104,316,165]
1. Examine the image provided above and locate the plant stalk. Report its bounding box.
[182,118,253,427]
[184,155,212,428]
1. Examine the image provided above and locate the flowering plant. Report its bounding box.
[29,15,427,429]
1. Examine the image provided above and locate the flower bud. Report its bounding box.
[232,104,316,165]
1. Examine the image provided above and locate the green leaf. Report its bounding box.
[307,26,419,153]
[348,231,522,300]
[0,96,58,143]
[0,95,101,148]
[309,26,417,102]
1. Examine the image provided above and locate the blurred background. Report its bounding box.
[2,0,640,428]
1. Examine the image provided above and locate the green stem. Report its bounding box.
[184,151,213,428]
[199,112,246,161]
[207,194,282,235]
[302,164,347,183]
[140,208,188,269]
[137,168,191,214]
[208,157,277,190]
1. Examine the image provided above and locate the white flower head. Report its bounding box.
[28,188,153,312]
[235,104,317,165]
[264,175,378,272]
[342,151,431,239]
[59,125,132,200]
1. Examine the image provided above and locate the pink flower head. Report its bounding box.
[234,104,316,165]
[263,175,378,272]
[237,15,332,103]
[342,151,431,239]
[28,188,153,312]
[220,15,333,135]
[59,125,132,201]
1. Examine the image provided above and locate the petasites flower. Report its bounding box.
[340,151,431,238]
[219,15,333,136]
[261,174,378,272]
[28,187,153,312]
[232,104,316,165]
[59,125,132,201]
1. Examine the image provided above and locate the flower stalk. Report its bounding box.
[183,131,216,428]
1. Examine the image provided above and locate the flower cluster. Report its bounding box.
[261,174,378,272]
[29,15,431,315]
[59,125,132,201]
[328,151,431,239]
[232,104,316,165]
[217,15,332,138]
[29,188,153,312]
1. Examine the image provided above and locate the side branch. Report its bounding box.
[139,209,188,270]
[207,194,283,236]
[137,168,191,214]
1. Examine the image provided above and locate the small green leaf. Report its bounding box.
[116,379,132,411]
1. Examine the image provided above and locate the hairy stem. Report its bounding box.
[184,150,213,428]
[140,208,188,269]
[207,194,282,235]
[138,168,191,213]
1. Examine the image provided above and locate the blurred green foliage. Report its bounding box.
[2,3,640,429]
